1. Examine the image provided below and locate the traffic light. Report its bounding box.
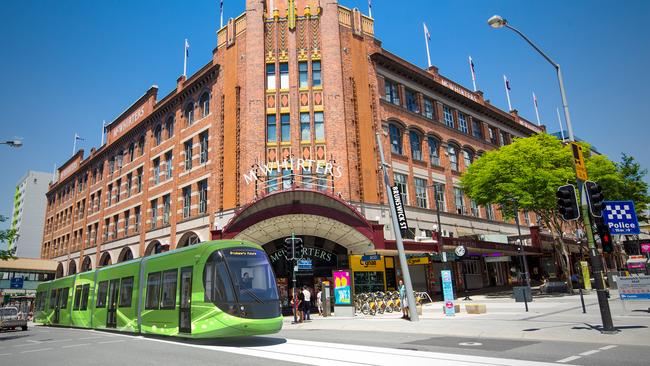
[283,239,294,260]
[556,184,580,221]
[585,181,605,217]
[595,217,613,253]
[294,238,304,259]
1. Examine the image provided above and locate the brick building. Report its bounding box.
[41,0,554,302]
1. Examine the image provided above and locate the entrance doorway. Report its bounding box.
[106,279,119,328]
[179,266,193,333]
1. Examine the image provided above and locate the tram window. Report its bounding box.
[96,281,109,307]
[73,285,83,310]
[60,288,69,309]
[50,289,57,309]
[119,277,134,308]
[160,270,178,309]
[145,272,162,309]
[204,252,236,303]
[81,284,90,310]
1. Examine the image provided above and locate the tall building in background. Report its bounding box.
[10,170,51,258]
[41,1,568,306]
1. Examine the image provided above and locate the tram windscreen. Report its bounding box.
[222,248,279,303]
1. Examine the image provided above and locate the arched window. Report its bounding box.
[118,247,134,262]
[99,252,112,267]
[81,256,92,272]
[165,116,175,139]
[184,103,195,126]
[154,124,162,146]
[428,136,440,166]
[463,149,474,170]
[389,124,403,155]
[409,131,422,161]
[448,144,459,171]
[68,260,77,275]
[200,92,210,118]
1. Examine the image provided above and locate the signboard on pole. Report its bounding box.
[617,276,650,300]
[570,142,588,181]
[579,261,591,290]
[390,185,409,233]
[9,278,24,289]
[441,270,455,316]
[361,254,381,262]
[603,201,640,235]
[333,270,352,305]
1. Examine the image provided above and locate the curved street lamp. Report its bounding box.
[1,139,23,148]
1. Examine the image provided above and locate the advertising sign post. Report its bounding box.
[441,270,455,316]
[333,270,354,317]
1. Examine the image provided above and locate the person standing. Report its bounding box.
[316,287,323,316]
[302,285,312,321]
[297,289,305,323]
[398,279,409,320]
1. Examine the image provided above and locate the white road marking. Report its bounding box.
[78,336,104,340]
[459,342,483,346]
[97,340,125,344]
[62,343,91,349]
[20,348,53,354]
[27,340,41,343]
[0,353,12,356]
[556,355,581,363]
[579,350,600,356]
[599,345,617,350]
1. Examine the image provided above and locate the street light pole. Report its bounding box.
[511,199,531,312]
[488,15,615,333]
[376,132,419,321]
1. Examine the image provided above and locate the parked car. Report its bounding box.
[0,306,28,331]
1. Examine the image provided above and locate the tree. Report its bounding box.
[461,133,576,289]
[0,215,17,261]
[616,154,650,221]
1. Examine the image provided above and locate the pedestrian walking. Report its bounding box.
[398,279,410,320]
[297,289,305,322]
[302,285,312,321]
[316,287,323,316]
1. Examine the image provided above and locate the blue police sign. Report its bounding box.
[10,277,24,289]
[603,201,640,235]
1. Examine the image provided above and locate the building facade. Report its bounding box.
[10,170,51,258]
[40,0,550,303]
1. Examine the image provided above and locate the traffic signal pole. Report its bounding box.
[578,181,616,333]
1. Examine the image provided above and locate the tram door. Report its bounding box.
[52,289,60,324]
[106,279,120,328]
[179,267,193,333]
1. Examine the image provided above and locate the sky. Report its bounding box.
[1,0,649,233]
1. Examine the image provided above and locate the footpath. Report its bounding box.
[283,290,650,346]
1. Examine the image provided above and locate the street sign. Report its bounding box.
[580,261,591,290]
[603,201,640,235]
[570,142,588,181]
[617,276,650,300]
[389,185,409,233]
[10,278,24,289]
[361,254,381,262]
[297,259,312,270]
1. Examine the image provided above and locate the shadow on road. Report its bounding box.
[139,333,288,348]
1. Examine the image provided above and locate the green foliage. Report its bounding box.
[586,153,624,200]
[616,154,650,220]
[0,215,17,260]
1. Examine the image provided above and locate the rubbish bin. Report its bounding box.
[513,286,532,302]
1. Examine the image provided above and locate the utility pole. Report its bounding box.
[285,233,302,324]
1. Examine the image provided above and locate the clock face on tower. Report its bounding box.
[455,245,466,258]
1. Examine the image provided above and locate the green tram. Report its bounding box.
[34,240,282,338]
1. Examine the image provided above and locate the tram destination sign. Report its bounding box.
[390,185,409,233]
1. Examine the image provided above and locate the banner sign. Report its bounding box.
[333,270,352,305]
[603,201,640,234]
[441,270,455,316]
[618,276,650,300]
[641,243,650,253]
[389,185,409,232]
[580,261,591,290]
[10,278,24,289]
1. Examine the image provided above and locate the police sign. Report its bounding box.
[603,201,640,235]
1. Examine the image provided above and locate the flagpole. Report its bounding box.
[73,134,77,155]
[556,107,565,141]
[533,92,541,126]
[101,120,106,146]
[469,56,477,92]
[220,1,224,28]
[503,75,512,111]
[368,0,372,18]
[423,23,431,68]
[183,39,188,77]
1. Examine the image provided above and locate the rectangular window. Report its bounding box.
[80,284,90,310]
[112,214,118,238]
[443,106,454,128]
[266,115,277,142]
[299,61,308,88]
[124,210,130,236]
[458,112,468,133]
[280,114,291,142]
[161,269,178,309]
[300,113,311,141]
[489,127,498,145]
[145,272,161,310]
[74,285,82,310]
[183,186,191,219]
[59,287,69,309]
[433,183,446,212]
[414,177,428,209]
[107,184,112,206]
[423,98,434,119]
[198,179,208,214]
[118,277,134,308]
[384,79,400,105]
[472,119,483,139]
[103,218,109,241]
[394,173,408,206]
[280,62,289,89]
[485,204,495,220]
[162,194,171,225]
[126,173,132,197]
[471,199,480,217]
[524,210,531,226]
[165,151,173,180]
[405,89,420,113]
[184,140,193,170]
[199,131,208,164]
[409,131,422,161]
[134,206,141,232]
[454,187,465,215]
[266,63,276,89]
[136,168,143,193]
[109,158,115,175]
[314,112,324,140]
[151,199,158,229]
[500,131,508,146]
[96,281,108,307]
[312,61,321,87]
[115,179,121,202]
[153,158,160,185]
